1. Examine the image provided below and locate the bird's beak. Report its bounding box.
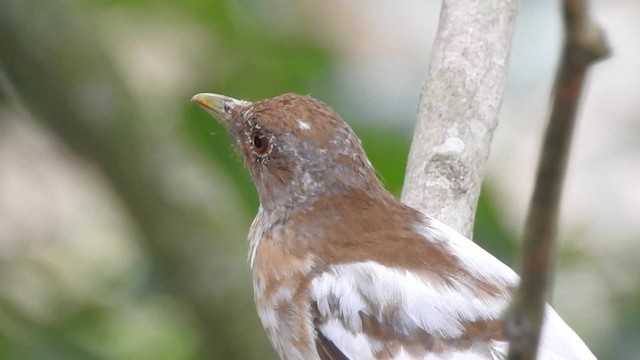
[191,93,246,127]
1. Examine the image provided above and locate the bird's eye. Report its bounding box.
[252,133,269,154]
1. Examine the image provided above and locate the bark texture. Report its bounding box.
[402,0,519,238]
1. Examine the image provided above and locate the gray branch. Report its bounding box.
[401,0,519,237]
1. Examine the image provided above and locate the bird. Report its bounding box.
[191,92,596,360]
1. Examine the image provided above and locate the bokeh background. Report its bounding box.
[0,0,638,359]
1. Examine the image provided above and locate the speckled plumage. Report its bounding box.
[192,93,596,360]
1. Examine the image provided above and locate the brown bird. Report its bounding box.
[191,92,596,360]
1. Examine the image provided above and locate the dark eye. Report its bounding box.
[253,133,269,154]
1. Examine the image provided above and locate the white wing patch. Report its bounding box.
[319,318,376,359]
[312,261,509,339]
[311,261,596,359]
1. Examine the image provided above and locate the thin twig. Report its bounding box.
[505,1,609,359]
[402,0,519,238]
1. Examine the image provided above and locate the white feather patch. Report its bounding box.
[319,318,376,359]
[298,120,311,130]
[311,261,510,339]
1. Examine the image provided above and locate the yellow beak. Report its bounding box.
[191,93,237,121]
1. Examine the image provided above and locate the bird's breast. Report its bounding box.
[250,217,320,359]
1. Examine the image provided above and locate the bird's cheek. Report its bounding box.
[247,162,263,182]
[231,136,249,158]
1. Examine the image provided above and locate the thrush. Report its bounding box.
[191,93,596,360]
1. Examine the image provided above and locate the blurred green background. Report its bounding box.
[0,0,638,359]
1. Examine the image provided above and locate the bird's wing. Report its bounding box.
[309,216,596,360]
[310,260,509,360]
[424,218,596,360]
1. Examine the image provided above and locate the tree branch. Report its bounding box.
[402,0,519,237]
[505,1,609,359]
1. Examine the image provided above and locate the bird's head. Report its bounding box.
[192,93,383,211]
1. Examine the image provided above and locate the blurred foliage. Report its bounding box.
[1,0,628,359]
[474,187,518,266]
